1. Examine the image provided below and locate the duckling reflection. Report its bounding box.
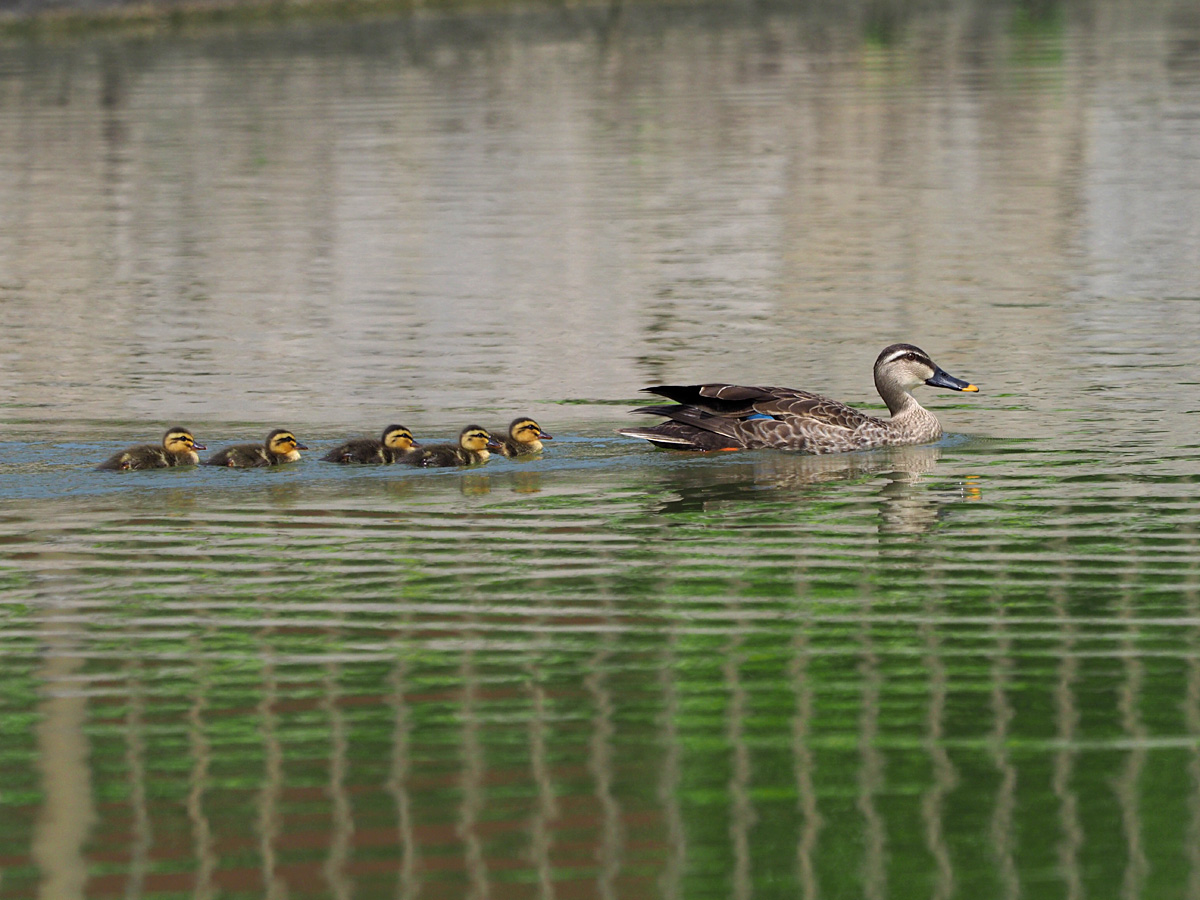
[460,474,492,496]
[511,471,543,494]
[651,444,947,535]
[205,429,308,468]
[98,427,205,470]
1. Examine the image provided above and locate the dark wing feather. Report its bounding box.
[627,384,880,452]
[643,384,777,415]
[618,420,746,451]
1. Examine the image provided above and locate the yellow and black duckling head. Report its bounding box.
[460,424,503,459]
[500,417,552,457]
[98,426,205,470]
[265,429,308,463]
[382,424,419,454]
[163,427,205,461]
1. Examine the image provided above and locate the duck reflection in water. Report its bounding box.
[649,444,972,535]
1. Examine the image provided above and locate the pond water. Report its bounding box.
[2,0,1200,897]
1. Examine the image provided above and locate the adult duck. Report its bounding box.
[619,343,978,454]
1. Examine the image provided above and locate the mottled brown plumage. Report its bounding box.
[619,344,979,454]
[206,429,308,468]
[97,427,205,471]
[322,425,419,464]
[405,425,502,468]
[499,417,552,457]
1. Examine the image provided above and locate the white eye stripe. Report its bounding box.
[878,350,931,368]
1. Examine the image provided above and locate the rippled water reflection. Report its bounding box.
[3,0,1200,897]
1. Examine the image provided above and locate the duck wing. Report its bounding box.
[626,384,877,451]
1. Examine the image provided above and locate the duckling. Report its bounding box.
[98,426,206,470]
[405,425,502,468]
[619,343,979,454]
[322,424,420,465]
[205,428,308,468]
[498,417,552,457]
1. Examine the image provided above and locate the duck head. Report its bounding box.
[382,424,419,451]
[266,429,308,459]
[163,427,205,453]
[509,417,552,446]
[459,425,503,454]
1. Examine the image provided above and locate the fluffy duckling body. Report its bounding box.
[322,425,420,465]
[499,417,552,457]
[98,427,205,471]
[406,425,502,468]
[206,429,308,468]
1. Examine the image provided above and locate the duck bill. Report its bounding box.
[926,367,979,392]
[294,442,310,451]
[486,438,504,451]
[537,432,553,440]
[191,443,207,451]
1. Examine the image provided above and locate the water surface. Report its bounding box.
[2,1,1200,897]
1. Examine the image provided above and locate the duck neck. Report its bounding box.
[875,374,921,418]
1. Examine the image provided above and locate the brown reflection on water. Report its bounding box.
[657,628,684,900]
[1052,579,1084,900]
[586,603,622,900]
[32,617,94,900]
[122,659,151,899]
[322,658,354,900]
[790,629,820,900]
[920,612,957,900]
[855,620,886,900]
[387,658,419,900]
[1188,589,1200,900]
[722,629,752,900]
[258,645,285,900]
[526,657,556,900]
[988,596,1019,900]
[458,650,488,900]
[186,633,217,900]
[1116,581,1148,900]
